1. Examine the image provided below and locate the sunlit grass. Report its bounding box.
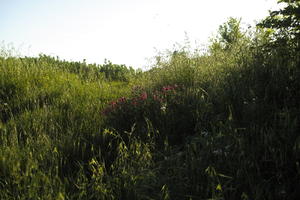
[1,12,300,199]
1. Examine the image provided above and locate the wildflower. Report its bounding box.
[140,92,147,100]
[162,85,174,91]
[118,97,126,103]
[162,86,168,91]
[131,97,138,105]
[110,101,117,107]
[161,103,167,112]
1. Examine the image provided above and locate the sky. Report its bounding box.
[0,0,280,69]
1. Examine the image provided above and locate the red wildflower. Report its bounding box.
[140,92,147,100]
[118,97,126,103]
[110,101,117,108]
[162,85,174,91]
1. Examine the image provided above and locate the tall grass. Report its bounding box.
[1,15,300,199]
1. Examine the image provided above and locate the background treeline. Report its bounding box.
[19,55,139,82]
[0,0,299,199]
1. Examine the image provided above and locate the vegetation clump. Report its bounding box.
[0,1,299,199]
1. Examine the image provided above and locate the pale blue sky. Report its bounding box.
[1,0,280,69]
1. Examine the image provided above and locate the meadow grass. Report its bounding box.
[1,14,300,199]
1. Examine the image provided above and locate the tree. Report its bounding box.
[210,17,244,52]
[258,0,300,50]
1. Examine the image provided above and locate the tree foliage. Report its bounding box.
[210,17,245,52]
[258,0,300,50]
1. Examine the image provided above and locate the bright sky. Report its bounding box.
[0,0,280,69]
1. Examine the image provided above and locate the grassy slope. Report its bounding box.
[0,22,300,200]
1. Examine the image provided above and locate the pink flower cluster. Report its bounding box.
[162,84,178,91]
[102,96,128,115]
[131,91,148,106]
[140,92,148,100]
[102,84,179,116]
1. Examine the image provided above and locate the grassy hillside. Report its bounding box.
[0,1,300,199]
